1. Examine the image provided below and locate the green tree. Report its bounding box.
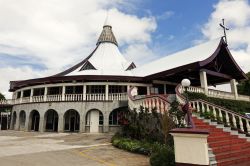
[237,72,250,96]
[0,92,5,100]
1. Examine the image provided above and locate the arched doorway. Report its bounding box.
[86,109,103,133]
[19,111,26,130]
[44,109,58,132]
[29,110,40,131]
[64,110,80,132]
[12,111,17,130]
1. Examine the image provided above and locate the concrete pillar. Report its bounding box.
[105,84,109,101]
[230,79,238,100]
[62,86,65,101]
[127,85,130,92]
[147,86,150,95]
[103,108,109,133]
[171,129,210,166]
[30,88,34,102]
[80,113,86,133]
[15,111,20,130]
[83,85,86,100]
[24,111,29,131]
[20,91,24,103]
[200,71,208,95]
[58,114,64,132]
[44,87,48,101]
[39,115,44,132]
[164,84,167,95]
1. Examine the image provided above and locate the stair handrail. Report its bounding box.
[175,84,195,128]
[190,99,250,120]
[128,86,171,111]
[190,99,250,134]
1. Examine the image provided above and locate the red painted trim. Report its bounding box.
[176,163,208,166]
[170,128,209,135]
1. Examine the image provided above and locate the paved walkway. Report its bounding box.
[0,131,149,166]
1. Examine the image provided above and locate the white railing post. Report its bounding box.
[212,106,216,119]
[201,102,205,113]
[246,120,250,134]
[225,112,230,126]
[232,115,237,128]
[239,117,244,132]
[218,109,223,120]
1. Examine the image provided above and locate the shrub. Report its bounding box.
[150,145,175,166]
[112,135,151,155]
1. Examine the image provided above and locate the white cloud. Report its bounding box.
[156,11,174,20]
[201,0,250,73]
[0,0,157,98]
[124,44,158,65]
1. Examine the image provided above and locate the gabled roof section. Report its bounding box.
[79,61,96,71]
[133,38,224,77]
[126,62,136,71]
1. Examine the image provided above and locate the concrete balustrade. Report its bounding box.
[190,100,250,135]
[179,85,250,102]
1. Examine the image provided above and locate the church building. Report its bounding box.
[6,19,247,133]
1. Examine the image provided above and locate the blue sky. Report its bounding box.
[0,0,250,97]
[130,0,219,55]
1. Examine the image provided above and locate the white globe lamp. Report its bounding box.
[181,79,191,87]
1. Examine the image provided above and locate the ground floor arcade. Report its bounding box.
[10,101,127,133]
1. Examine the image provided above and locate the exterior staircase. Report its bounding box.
[192,111,250,166]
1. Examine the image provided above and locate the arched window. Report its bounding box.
[64,109,80,132]
[109,108,127,125]
[45,109,58,132]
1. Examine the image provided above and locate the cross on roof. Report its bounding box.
[219,18,229,44]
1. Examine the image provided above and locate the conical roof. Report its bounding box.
[58,19,135,77]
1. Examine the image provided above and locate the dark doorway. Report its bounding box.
[70,117,75,132]
[64,110,80,132]
[45,110,58,132]
[30,110,40,131]
[1,117,7,130]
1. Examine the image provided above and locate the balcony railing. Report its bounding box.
[178,85,250,102]
[0,93,128,105]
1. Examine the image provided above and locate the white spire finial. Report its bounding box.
[104,10,111,26]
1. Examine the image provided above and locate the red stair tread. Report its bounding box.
[192,116,250,166]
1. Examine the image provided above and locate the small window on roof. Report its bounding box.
[79,61,96,71]
[126,62,136,71]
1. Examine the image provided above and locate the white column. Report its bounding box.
[200,71,208,95]
[20,91,24,103]
[62,86,65,101]
[58,114,64,132]
[39,116,44,132]
[44,87,47,102]
[147,86,150,95]
[164,84,167,95]
[230,79,238,100]
[29,88,34,102]
[83,85,86,100]
[105,84,109,101]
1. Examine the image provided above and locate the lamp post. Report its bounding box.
[181,79,192,128]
